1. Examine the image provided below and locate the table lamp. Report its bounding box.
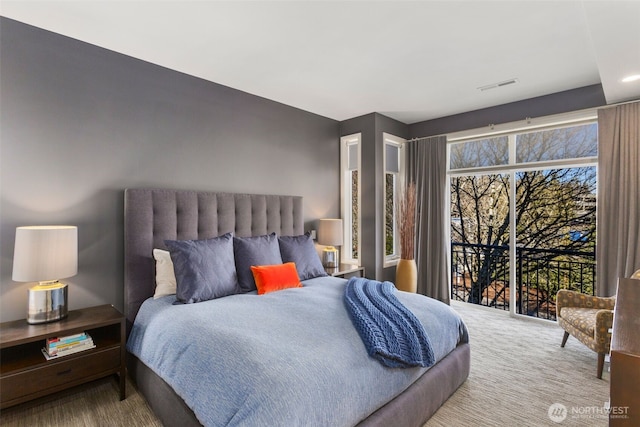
[317,219,343,268]
[12,226,78,324]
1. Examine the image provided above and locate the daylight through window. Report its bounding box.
[341,133,361,263]
[448,119,598,320]
[383,134,405,265]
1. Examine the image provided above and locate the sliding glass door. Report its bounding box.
[449,121,598,320]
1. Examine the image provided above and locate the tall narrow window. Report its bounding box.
[383,133,405,266]
[341,133,361,264]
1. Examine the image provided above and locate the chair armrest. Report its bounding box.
[556,290,616,318]
[594,309,614,346]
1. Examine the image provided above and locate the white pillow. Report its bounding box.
[153,249,177,298]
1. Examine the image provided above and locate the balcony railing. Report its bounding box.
[451,242,596,320]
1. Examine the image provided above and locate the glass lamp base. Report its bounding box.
[27,282,68,324]
[323,247,339,268]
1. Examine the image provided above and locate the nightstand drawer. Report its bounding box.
[1,346,120,403]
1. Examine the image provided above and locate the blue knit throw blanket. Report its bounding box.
[344,277,435,368]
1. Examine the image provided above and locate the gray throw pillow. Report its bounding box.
[278,232,328,281]
[165,233,239,303]
[234,233,283,293]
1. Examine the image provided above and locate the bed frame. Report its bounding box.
[124,188,470,426]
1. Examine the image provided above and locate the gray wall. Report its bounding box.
[0,18,340,322]
[409,84,606,137]
[339,113,408,283]
[374,114,410,282]
[340,114,377,281]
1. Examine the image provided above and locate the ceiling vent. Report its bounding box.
[478,78,519,91]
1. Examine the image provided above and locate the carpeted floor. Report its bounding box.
[426,302,609,427]
[0,301,609,426]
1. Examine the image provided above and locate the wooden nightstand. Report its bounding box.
[325,263,365,279]
[0,304,126,409]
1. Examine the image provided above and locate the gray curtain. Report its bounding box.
[596,102,640,296]
[406,135,449,303]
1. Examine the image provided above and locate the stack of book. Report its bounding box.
[41,332,96,360]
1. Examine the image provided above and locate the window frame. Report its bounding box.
[446,111,598,321]
[448,111,598,174]
[383,133,406,267]
[341,133,361,265]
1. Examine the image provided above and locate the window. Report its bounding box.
[383,133,405,266]
[341,133,361,264]
[450,136,508,170]
[448,117,598,320]
[515,125,598,163]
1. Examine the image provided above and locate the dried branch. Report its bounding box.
[397,181,416,260]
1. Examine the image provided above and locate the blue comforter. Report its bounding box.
[127,276,468,427]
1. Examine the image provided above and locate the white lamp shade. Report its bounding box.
[317,219,343,247]
[12,226,78,282]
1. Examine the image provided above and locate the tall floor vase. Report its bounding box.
[395,259,417,293]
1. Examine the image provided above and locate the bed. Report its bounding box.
[124,188,470,427]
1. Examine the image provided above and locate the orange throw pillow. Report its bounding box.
[251,262,303,295]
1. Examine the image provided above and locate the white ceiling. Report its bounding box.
[2,1,639,124]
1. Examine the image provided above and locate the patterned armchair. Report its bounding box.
[557,290,616,379]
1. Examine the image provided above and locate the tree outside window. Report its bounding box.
[449,122,597,319]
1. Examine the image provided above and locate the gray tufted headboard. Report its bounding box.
[124,188,304,330]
